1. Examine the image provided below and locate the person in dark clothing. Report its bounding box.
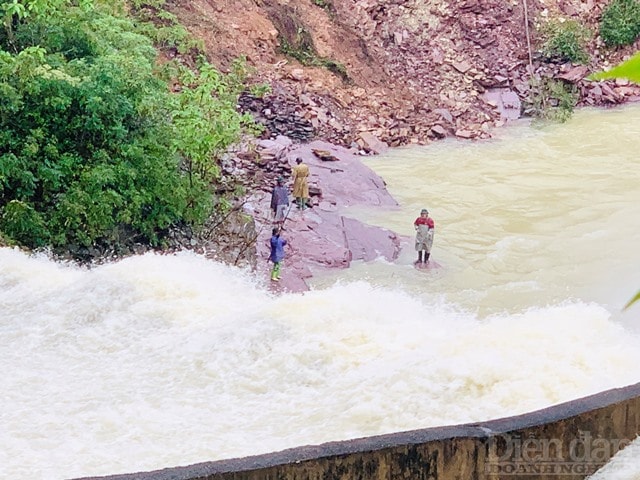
[269,227,287,282]
[270,176,290,229]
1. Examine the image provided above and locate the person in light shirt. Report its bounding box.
[413,208,434,265]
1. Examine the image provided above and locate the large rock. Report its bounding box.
[342,216,400,262]
[557,65,590,83]
[257,139,287,162]
[357,132,390,154]
[481,89,521,121]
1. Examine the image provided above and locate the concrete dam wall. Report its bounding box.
[78,382,640,480]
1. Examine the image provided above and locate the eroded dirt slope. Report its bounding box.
[166,0,640,147]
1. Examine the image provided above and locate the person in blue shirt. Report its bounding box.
[269,227,287,282]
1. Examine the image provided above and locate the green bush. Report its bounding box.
[589,51,640,82]
[600,0,640,47]
[0,1,252,254]
[526,76,578,123]
[540,19,591,64]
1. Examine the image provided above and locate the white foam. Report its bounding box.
[588,436,640,479]
[4,105,640,479]
[1,249,640,479]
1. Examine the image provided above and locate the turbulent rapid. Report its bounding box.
[2,105,640,479]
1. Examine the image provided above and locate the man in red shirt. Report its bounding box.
[414,208,435,264]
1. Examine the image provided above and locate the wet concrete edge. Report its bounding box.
[75,381,640,480]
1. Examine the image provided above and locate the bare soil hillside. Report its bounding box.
[166,0,640,148]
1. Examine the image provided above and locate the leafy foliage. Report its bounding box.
[526,76,578,123]
[589,51,640,82]
[312,0,332,9]
[133,6,205,55]
[600,0,640,47]
[0,0,254,254]
[540,19,591,64]
[625,290,640,309]
[170,58,256,185]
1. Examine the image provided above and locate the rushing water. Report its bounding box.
[588,436,640,479]
[2,105,640,480]
[312,105,640,326]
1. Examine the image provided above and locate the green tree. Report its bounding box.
[171,58,256,185]
[0,1,253,253]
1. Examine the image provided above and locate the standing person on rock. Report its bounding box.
[292,157,310,210]
[269,227,287,282]
[270,176,290,229]
[414,208,435,265]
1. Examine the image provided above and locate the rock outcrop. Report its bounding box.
[246,140,402,292]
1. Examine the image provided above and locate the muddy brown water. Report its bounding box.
[1,105,640,479]
[311,105,640,329]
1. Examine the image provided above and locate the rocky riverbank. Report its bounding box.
[134,135,404,293]
[245,138,403,292]
[169,0,640,149]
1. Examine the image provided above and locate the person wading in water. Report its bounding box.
[414,208,435,265]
